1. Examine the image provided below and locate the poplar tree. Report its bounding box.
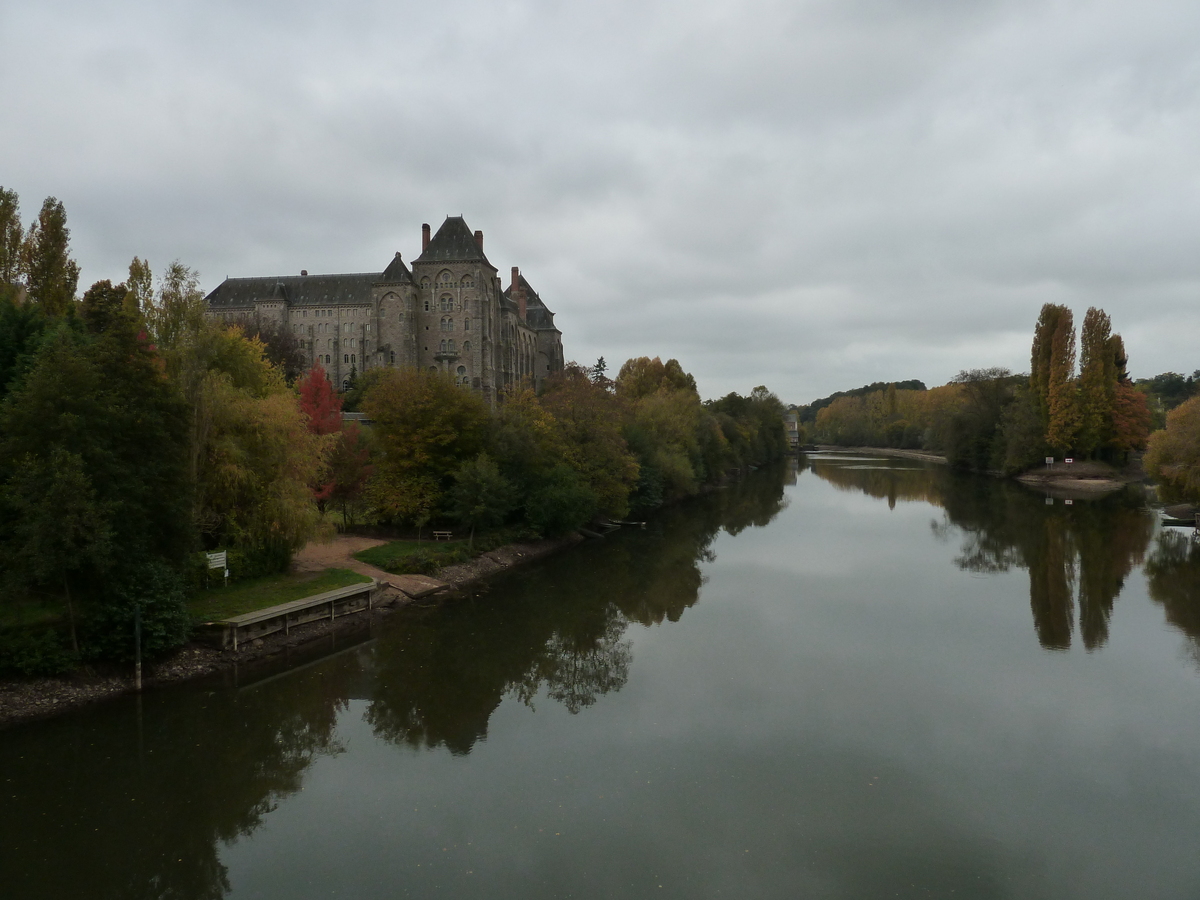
[19,197,79,316]
[0,187,22,289]
[1045,307,1080,453]
[1030,303,1065,425]
[1076,307,1116,457]
[127,257,153,313]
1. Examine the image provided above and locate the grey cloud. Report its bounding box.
[2,0,1198,402]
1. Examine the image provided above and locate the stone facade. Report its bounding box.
[203,216,565,404]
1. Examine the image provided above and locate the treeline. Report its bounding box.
[0,188,786,670]
[808,304,1153,473]
[336,355,788,540]
[797,379,926,425]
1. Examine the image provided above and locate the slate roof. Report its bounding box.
[415,216,491,265]
[205,271,385,309]
[380,252,413,283]
[503,274,558,331]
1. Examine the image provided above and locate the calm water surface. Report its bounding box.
[6,455,1200,899]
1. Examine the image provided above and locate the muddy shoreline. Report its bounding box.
[0,533,583,730]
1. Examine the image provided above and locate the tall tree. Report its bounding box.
[1045,307,1080,453]
[126,257,153,313]
[1030,303,1070,428]
[1076,307,1115,457]
[0,187,22,289]
[19,197,79,316]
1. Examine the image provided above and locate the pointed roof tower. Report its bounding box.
[414,216,492,265]
[380,251,412,283]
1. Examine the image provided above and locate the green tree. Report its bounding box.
[126,256,153,313]
[4,450,113,653]
[1045,307,1080,453]
[447,453,518,545]
[19,197,79,317]
[1076,307,1116,457]
[539,364,639,519]
[0,187,22,290]
[363,367,489,525]
[0,316,192,659]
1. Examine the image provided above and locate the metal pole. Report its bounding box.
[134,602,142,692]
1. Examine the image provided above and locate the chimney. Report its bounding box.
[422,223,431,251]
[474,230,483,250]
[300,269,308,276]
[511,267,527,321]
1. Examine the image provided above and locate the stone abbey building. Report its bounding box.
[203,216,565,403]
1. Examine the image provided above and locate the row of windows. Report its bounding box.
[300,338,370,351]
[299,307,369,319]
[314,350,398,369]
[424,296,470,313]
[438,317,471,331]
[293,322,372,335]
[420,272,475,288]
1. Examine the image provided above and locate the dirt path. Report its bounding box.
[291,535,392,580]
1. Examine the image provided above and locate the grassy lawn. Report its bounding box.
[187,568,372,622]
[0,595,68,630]
[353,539,470,571]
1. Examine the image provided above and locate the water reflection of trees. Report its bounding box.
[0,661,355,900]
[364,465,789,754]
[806,457,1154,651]
[807,458,945,510]
[0,468,789,900]
[1145,530,1200,653]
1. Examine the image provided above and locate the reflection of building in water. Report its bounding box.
[783,412,801,451]
[806,457,1155,651]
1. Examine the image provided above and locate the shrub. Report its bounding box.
[0,628,75,677]
[82,560,192,662]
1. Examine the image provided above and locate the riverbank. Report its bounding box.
[813,445,1145,493]
[0,532,584,729]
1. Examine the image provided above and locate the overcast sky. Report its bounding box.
[2,0,1198,403]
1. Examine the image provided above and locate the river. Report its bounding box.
[5,453,1200,899]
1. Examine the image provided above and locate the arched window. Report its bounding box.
[447,339,455,353]
[440,295,453,312]
[343,354,349,364]
[423,299,430,312]
[462,275,474,288]
[351,354,356,365]
[439,340,446,353]
[420,277,431,289]
[429,366,438,372]
[464,317,470,331]
[463,341,471,353]
[390,351,396,365]
[457,366,466,376]
[343,380,350,390]
[439,270,453,285]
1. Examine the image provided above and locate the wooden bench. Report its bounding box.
[432,531,453,541]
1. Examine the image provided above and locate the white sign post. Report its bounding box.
[1045,457,1054,469]
[206,551,229,587]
